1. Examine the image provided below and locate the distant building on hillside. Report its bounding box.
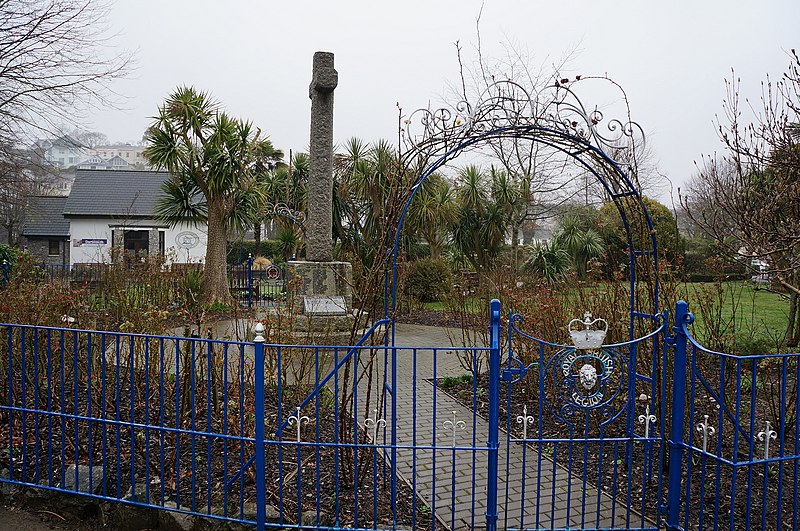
[33,136,89,168]
[76,155,133,171]
[95,144,149,168]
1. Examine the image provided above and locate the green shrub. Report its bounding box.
[405,258,452,303]
[0,243,18,264]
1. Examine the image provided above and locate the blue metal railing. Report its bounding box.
[2,300,796,530]
[0,317,494,530]
[667,300,800,531]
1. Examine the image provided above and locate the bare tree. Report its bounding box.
[71,129,109,150]
[0,152,53,244]
[682,50,800,345]
[0,0,131,162]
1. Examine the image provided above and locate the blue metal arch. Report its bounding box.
[388,123,660,340]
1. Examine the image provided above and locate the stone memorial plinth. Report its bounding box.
[285,260,353,311]
[285,260,356,337]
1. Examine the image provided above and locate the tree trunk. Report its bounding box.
[201,206,234,306]
[786,272,800,348]
[786,292,798,347]
[253,221,262,256]
[510,220,521,274]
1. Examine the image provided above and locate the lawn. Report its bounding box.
[423,280,792,352]
[677,281,791,350]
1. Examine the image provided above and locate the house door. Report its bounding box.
[124,230,149,258]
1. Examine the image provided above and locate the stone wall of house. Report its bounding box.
[20,236,70,266]
[148,229,160,256]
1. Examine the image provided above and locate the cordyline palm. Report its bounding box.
[259,152,307,253]
[451,165,516,270]
[334,138,402,268]
[145,86,282,305]
[523,242,571,284]
[553,214,605,280]
[408,174,457,259]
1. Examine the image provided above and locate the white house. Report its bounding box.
[63,170,207,265]
[34,136,89,168]
[94,144,149,168]
[77,155,131,171]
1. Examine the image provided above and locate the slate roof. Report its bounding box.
[22,196,70,237]
[63,170,169,218]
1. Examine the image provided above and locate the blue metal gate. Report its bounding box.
[500,307,667,530]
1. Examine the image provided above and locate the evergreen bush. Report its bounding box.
[405,258,452,303]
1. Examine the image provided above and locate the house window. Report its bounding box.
[48,239,60,256]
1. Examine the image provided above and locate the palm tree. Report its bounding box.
[552,214,605,280]
[145,86,282,304]
[450,165,517,271]
[257,152,307,256]
[522,242,571,284]
[334,138,403,268]
[408,174,457,259]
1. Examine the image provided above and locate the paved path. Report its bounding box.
[387,323,631,531]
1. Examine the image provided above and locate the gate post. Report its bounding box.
[486,299,501,531]
[253,323,266,531]
[666,300,689,530]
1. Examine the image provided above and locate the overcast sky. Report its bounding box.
[90,0,799,203]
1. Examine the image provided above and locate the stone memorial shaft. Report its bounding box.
[307,51,338,262]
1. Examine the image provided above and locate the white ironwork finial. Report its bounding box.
[696,414,716,453]
[638,404,657,440]
[515,405,534,441]
[253,322,265,343]
[443,411,466,447]
[287,407,309,443]
[364,409,386,445]
[758,420,778,460]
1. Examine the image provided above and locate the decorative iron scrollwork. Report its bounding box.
[287,407,309,443]
[696,414,716,453]
[264,202,306,229]
[758,420,777,460]
[400,77,646,178]
[637,404,657,440]
[442,411,466,448]
[516,405,534,441]
[364,409,386,446]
